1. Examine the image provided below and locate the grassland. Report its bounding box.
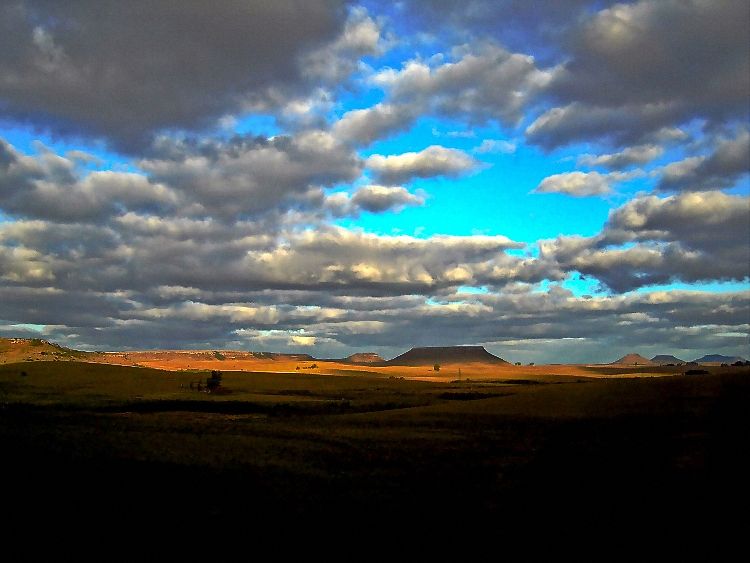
[1,360,748,535]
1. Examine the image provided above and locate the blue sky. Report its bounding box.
[0,1,748,362]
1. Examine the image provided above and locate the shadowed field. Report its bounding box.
[1,360,748,534]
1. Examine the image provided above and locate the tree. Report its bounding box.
[206,370,222,392]
[433,364,440,372]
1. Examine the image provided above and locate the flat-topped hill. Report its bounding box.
[693,354,747,364]
[387,346,508,366]
[650,355,685,365]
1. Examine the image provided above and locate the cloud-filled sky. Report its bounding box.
[1,0,748,363]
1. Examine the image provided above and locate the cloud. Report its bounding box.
[301,6,385,85]
[326,186,424,216]
[473,139,516,154]
[0,1,347,150]
[0,212,541,295]
[2,281,747,363]
[398,0,621,61]
[534,171,613,197]
[373,41,553,126]
[350,185,424,213]
[528,0,750,147]
[332,103,420,146]
[0,139,177,222]
[366,145,478,184]
[140,130,362,218]
[526,102,683,149]
[578,144,663,169]
[657,130,750,191]
[545,191,750,291]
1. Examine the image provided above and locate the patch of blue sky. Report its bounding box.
[726,174,750,195]
[456,285,489,295]
[10,323,45,333]
[330,78,386,118]
[0,120,136,174]
[635,280,750,294]
[343,119,618,241]
[561,274,607,297]
[231,113,281,138]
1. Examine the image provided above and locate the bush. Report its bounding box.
[433,364,440,372]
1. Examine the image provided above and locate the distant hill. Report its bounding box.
[387,346,508,366]
[342,353,384,364]
[693,354,747,364]
[609,353,655,366]
[251,352,316,361]
[0,337,89,364]
[650,355,686,365]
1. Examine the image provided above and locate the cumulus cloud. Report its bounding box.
[366,145,478,184]
[373,41,553,126]
[302,6,385,85]
[534,171,613,197]
[657,130,750,191]
[0,1,348,151]
[0,139,177,222]
[545,191,750,291]
[578,144,663,169]
[140,131,362,218]
[2,281,747,363]
[526,102,682,148]
[350,185,424,213]
[332,103,420,146]
[528,0,750,147]
[399,0,621,59]
[325,186,424,216]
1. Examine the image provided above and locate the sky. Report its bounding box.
[0,0,748,363]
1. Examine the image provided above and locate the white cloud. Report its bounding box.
[473,139,516,154]
[534,171,612,197]
[366,145,478,184]
[578,144,663,169]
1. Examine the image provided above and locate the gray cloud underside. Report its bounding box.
[0,0,347,150]
[528,0,749,147]
[1,132,362,221]
[2,285,747,363]
[578,144,664,170]
[1,140,748,357]
[0,1,748,359]
[334,41,552,146]
[657,130,750,192]
[544,191,750,292]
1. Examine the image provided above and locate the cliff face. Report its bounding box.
[387,346,508,366]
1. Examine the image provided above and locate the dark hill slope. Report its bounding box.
[610,353,655,366]
[387,346,508,366]
[651,355,686,365]
[693,354,747,364]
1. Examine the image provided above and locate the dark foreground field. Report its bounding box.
[1,361,749,539]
